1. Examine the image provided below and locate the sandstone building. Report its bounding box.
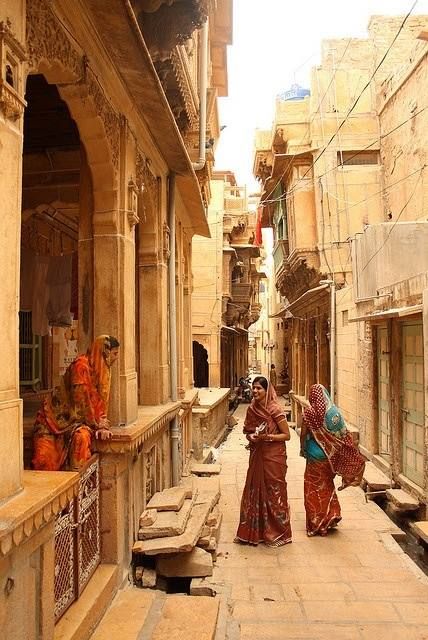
[254,16,428,507]
[0,0,232,637]
[192,171,264,392]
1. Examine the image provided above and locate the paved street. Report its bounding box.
[213,404,428,640]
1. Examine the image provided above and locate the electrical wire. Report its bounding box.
[359,167,424,275]
[260,0,419,207]
[262,39,352,203]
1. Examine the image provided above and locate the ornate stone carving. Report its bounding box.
[170,47,198,127]
[86,69,121,170]
[127,178,140,227]
[162,222,171,262]
[0,478,79,557]
[26,0,83,79]
[278,257,321,303]
[0,19,27,120]
[137,0,209,60]
[136,150,159,207]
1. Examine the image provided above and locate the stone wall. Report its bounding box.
[191,388,230,460]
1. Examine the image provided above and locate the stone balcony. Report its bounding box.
[231,282,252,303]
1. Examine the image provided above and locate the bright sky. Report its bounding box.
[214,0,428,191]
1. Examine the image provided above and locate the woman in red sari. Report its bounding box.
[32,335,119,471]
[301,384,365,536]
[236,376,292,547]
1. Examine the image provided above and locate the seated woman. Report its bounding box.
[300,383,365,537]
[32,335,119,471]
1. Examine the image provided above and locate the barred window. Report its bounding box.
[338,151,379,166]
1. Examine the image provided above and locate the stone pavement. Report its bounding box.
[212,403,428,640]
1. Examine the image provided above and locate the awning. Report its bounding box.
[286,283,329,314]
[271,148,317,179]
[269,307,293,319]
[221,325,239,333]
[349,304,423,323]
[231,244,261,257]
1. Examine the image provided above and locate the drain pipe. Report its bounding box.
[192,20,209,171]
[320,279,336,401]
[168,173,180,485]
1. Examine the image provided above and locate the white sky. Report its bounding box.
[214,0,428,191]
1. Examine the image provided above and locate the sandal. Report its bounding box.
[264,538,292,548]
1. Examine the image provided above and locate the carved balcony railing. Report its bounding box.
[54,456,100,622]
[231,282,252,304]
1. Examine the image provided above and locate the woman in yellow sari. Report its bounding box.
[32,335,119,471]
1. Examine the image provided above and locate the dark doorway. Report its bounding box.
[193,341,209,387]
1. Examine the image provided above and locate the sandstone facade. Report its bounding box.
[0,0,232,637]
[254,16,428,506]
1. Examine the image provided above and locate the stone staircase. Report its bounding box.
[132,469,222,589]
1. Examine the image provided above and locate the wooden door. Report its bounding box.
[377,327,391,458]
[402,322,424,486]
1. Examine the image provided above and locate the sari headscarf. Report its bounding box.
[86,334,112,407]
[36,335,113,436]
[304,384,365,488]
[244,381,285,435]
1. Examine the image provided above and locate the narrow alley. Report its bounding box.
[212,404,428,640]
[87,403,428,640]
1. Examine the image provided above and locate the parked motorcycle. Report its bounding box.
[238,376,253,403]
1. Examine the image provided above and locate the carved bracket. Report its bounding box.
[0,19,27,121]
[127,177,141,227]
[163,222,170,261]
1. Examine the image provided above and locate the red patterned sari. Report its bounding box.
[303,384,365,536]
[236,385,292,546]
[33,335,113,471]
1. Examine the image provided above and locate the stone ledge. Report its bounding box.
[54,564,119,640]
[194,388,230,411]
[0,470,79,557]
[181,388,199,409]
[95,401,181,454]
[386,488,419,512]
[411,521,428,545]
[363,462,391,492]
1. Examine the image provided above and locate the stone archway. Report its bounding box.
[24,0,138,426]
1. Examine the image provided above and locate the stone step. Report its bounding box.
[411,521,428,545]
[191,463,221,476]
[138,492,197,540]
[133,498,214,556]
[90,588,155,640]
[363,462,391,491]
[386,488,419,511]
[146,487,188,512]
[156,547,213,578]
[151,595,219,640]
[182,475,221,508]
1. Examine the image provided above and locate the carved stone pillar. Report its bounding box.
[176,227,185,399]
[136,163,168,406]
[0,15,26,500]
[183,243,193,389]
[92,120,138,426]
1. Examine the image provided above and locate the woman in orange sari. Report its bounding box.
[235,376,292,547]
[301,384,365,536]
[32,335,119,471]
